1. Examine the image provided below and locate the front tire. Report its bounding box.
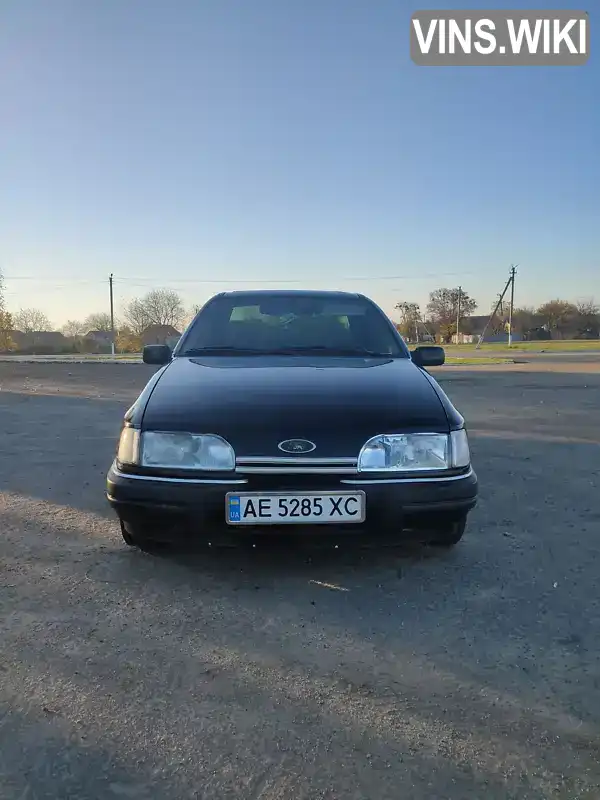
[119,520,168,554]
[427,515,467,547]
[120,520,138,547]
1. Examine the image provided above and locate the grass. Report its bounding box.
[444,357,514,366]
[442,339,600,354]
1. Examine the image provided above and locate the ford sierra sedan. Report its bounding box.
[106,290,477,550]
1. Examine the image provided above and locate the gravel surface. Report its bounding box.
[1,361,599,800]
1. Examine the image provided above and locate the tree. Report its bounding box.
[124,289,185,335]
[0,309,14,351]
[574,298,599,338]
[124,298,150,336]
[576,298,599,317]
[394,302,422,339]
[0,265,13,349]
[536,299,577,338]
[61,319,87,338]
[511,306,537,335]
[83,312,113,332]
[115,327,142,353]
[181,303,202,330]
[12,307,52,332]
[490,296,510,319]
[427,287,477,343]
[427,288,477,324]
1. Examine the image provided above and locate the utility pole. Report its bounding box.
[456,286,462,344]
[476,268,516,349]
[507,264,517,347]
[109,273,115,356]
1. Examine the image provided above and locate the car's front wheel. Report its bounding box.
[119,520,168,554]
[427,515,467,547]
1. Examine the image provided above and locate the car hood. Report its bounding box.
[140,355,450,457]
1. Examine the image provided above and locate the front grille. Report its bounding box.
[235,456,357,475]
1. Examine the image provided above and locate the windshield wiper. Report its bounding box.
[259,346,395,357]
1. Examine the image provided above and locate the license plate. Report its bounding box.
[225,491,366,525]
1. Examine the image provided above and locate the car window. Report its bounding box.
[230,305,350,328]
[178,295,407,357]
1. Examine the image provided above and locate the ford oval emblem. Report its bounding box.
[278,439,317,454]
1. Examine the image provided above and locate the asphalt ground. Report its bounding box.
[1,360,599,799]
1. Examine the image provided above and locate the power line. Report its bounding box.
[3,283,105,296]
[3,277,105,284]
[112,271,477,285]
[4,272,478,294]
[128,273,475,281]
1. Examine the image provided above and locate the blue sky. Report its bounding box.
[1,0,597,327]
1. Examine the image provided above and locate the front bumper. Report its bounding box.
[106,461,478,543]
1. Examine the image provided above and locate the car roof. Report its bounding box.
[217,289,364,300]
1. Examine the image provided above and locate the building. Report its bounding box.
[140,324,181,348]
[84,330,113,346]
[30,331,68,350]
[454,315,511,344]
[5,330,69,352]
[82,330,113,352]
[2,330,28,351]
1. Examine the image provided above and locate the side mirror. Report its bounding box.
[143,344,172,366]
[411,345,445,368]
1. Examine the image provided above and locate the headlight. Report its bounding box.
[116,428,235,471]
[141,432,235,471]
[357,430,471,472]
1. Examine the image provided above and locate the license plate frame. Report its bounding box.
[225,491,366,526]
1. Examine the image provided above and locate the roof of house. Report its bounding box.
[142,324,181,335]
[85,329,112,339]
[5,329,27,341]
[29,330,66,341]
[4,331,67,347]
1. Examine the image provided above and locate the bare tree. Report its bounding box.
[13,307,52,332]
[124,299,150,336]
[181,303,203,329]
[0,268,5,312]
[61,320,86,338]
[575,298,599,318]
[124,289,185,334]
[83,312,113,332]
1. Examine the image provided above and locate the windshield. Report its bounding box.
[177,294,408,358]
